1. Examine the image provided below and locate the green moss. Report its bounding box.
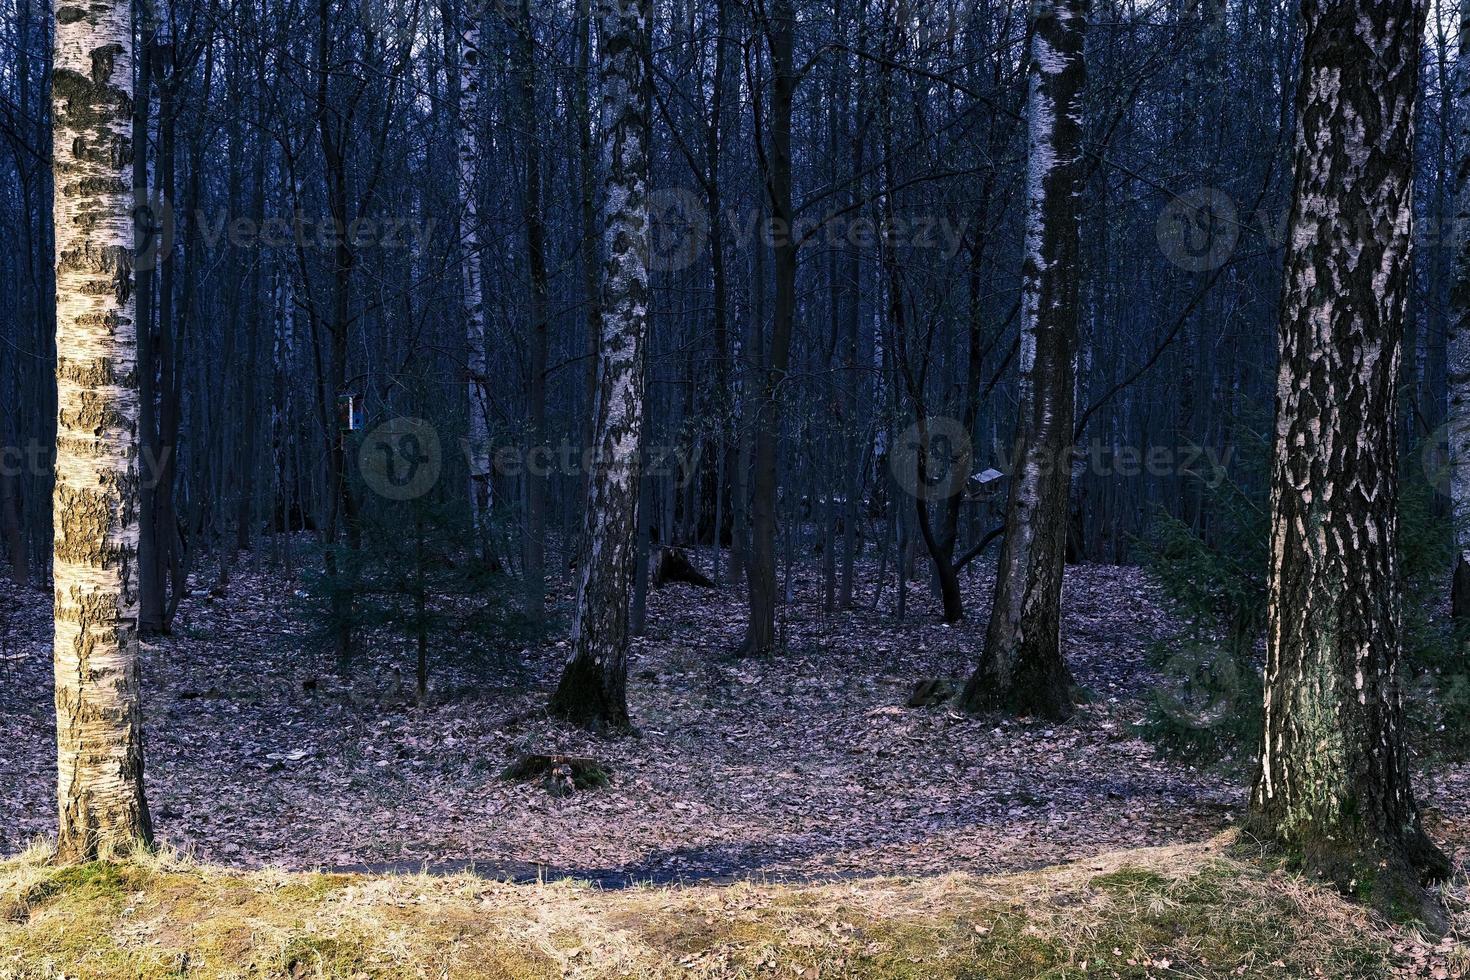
[271,934,376,977]
[13,861,150,915]
[1090,866,1172,895]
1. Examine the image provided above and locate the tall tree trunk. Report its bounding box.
[574,0,601,513]
[519,0,549,618]
[456,4,492,547]
[51,0,153,859]
[549,0,652,732]
[1246,0,1449,908]
[316,0,360,669]
[738,0,797,656]
[0,370,25,586]
[962,0,1086,719]
[234,104,268,555]
[707,0,731,585]
[130,0,153,604]
[1448,0,1470,621]
[139,39,176,637]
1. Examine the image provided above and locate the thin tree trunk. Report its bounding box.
[1448,0,1470,620]
[140,39,177,637]
[962,0,1086,719]
[519,0,549,618]
[0,466,23,585]
[1246,0,1449,908]
[455,4,492,546]
[234,112,267,556]
[708,0,731,585]
[738,0,797,656]
[51,0,153,859]
[574,0,601,510]
[549,0,652,732]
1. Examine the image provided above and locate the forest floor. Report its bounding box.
[2,556,1468,887]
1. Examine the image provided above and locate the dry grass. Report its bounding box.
[0,834,1462,979]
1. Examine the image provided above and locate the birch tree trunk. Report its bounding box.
[549,0,651,732]
[456,6,492,545]
[1246,0,1450,908]
[51,0,153,860]
[961,0,1086,719]
[1448,0,1470,620]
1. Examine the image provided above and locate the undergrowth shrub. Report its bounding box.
[1139,425,1463,762]
[1139,426,1268,764]
[297,490,540,692]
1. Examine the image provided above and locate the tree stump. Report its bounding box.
[651,547,716,589]
[500,754,611,797]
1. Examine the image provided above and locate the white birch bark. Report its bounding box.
[51,0,153,860]
[550,0,651,730]
[962,0,1086,719]
[1249,0,1448,902]
[457,11,492,536]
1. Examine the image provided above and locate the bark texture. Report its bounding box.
[1246,0,1450,906]
[51,0,153,860]
[962,0,1086,719]
[549,0,651,732]
[738,0,798,656]
[519,0,550,618]
[456,9,492,541]
[1449,0,1470,620]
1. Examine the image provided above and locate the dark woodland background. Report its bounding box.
[0,0,1375,609]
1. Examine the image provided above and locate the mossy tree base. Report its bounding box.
[548,654,634,735]
[960,648,1075,721]
[1236,817,1451,926]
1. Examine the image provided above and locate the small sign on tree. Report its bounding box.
[338,394,363,433]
